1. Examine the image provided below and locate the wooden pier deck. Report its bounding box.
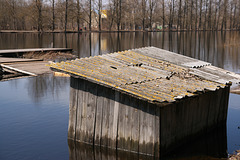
[49,47,240,157]
[0,57,42,63]
[0,48,72,55]
[0,48,74,81]
[0,57,51,81]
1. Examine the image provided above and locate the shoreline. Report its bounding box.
[1,29,240,34]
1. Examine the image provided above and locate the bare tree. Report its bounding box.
[98,0,102,31]
[190,0,193,30]
[195,0,198,30]
[204,0,208,31]
[65,0,68,32]
[36,0,43,31]
[149,0,156,31]
[162,0,165,29]
[177,0,182,30]
[232,0,237,29]
[52,0,55,31]
[208,0,212,30]
[216,0,222,30]
[89,0,92,31]
[199,0,203,29]
[116,0,122,31]
[141,0,146,30]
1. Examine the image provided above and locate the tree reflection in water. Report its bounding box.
[27,74,69,103]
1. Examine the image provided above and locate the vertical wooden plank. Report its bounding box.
[191,96,203,135]
[138,100,147,154]
[207,91,218,128]
[145,103,155,155]
[107,88,116,148]
[123,94,131,151]
[117,92,125,150]
[187,97,195,137]
[160,103,175,154]
[154,105,160,158]
[222,86,230,122]
[94,85,104,146]
[213,88,222,125]
[101,88,111,147]
[130,98,140,153]
[78,79,88,143]
[109,90,119,149]
[85,81,98,144]
[198,92,211,132]
[68,77,78,140]
[75,79,84,142]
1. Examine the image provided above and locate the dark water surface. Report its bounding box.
[0,32,239,160]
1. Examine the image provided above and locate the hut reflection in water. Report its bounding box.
[68,124,227,160]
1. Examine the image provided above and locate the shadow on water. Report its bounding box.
[68,124,228,160]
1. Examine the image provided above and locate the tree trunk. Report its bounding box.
[52,0,55,31]
[77,0,80,32]
[204,0,208,31]
[172,0,175,29]
[213,0,217,30]
[36,0,43,32]
[65,0,68,32]
[195,0,198,30]
[232,2,236,29]
[183,0,187,30]
[169,0,172,30]
[190,0,193,30]
[199,0,203,29]
[208,0,212,30]
[89,0,92,31]
[142,0,146,31]
[162,0,165,30]
[185,0,189,30]
[223,0,227,30]
[216,0,222,30]
[149,0,155,31]
[238,0,240,30]
[229,2,233,30]
[98,0,102,31]
[177,0,182,30]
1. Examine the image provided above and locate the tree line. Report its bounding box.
[0,0,240,32]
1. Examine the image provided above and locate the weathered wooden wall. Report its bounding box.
[68,76,230,157]
[160,86,230,155]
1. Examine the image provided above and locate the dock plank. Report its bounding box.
[0,57,42,63]
[4,61,51,75]
[0,48,72,55]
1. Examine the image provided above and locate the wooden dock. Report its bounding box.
[0,48,72,55]
[49,47,240,157]
[0,48,73,81]
[0,57,42,63]
[0,57,51,81]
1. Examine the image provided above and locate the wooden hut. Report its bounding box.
[49,47,240,157]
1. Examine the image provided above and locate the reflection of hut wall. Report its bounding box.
[68,76,230,157]
[68,124,228,160]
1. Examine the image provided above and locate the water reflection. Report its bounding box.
[68,125,227,160]
[26,74,69,103]
[2,31,239,72]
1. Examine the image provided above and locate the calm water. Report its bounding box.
[0,32,239,160]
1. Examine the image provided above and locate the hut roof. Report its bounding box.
[49,47,240,103]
